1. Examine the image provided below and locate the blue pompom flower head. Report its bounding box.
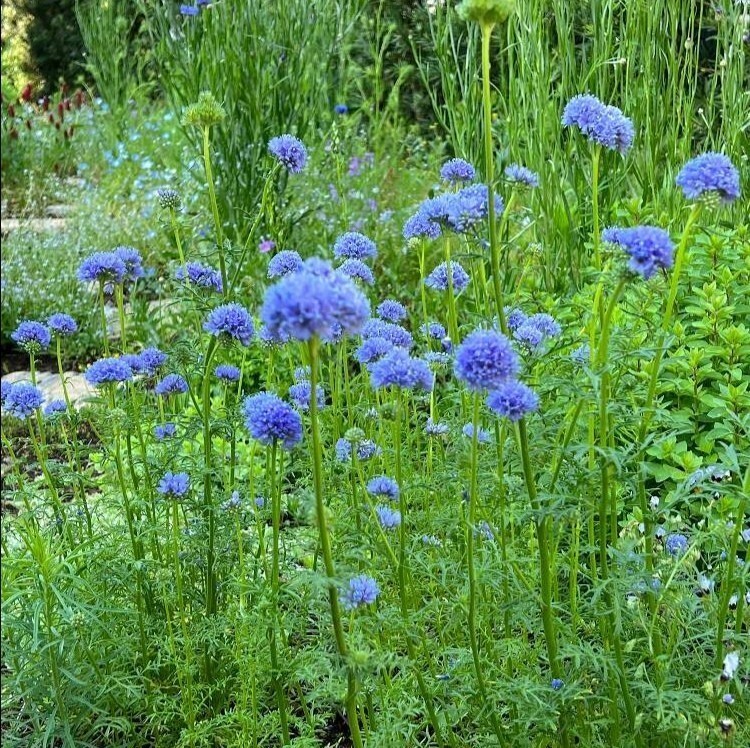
[288,380,325,411]
[366,476,400,501]
[175,261,223,293]
[267,250,303,279]
[369,348,434,391]
[11,321,51,351]
[214,364,241,383]
[338,259,375,286]
[376,299,407,323]
[334,103,348,115]
[361,319,413,349]
[43,399,68,417]
[562,94,634,154]
[355,336,394,365]
[242,392,303,449]
[504,163,539,189]
[675,152,740,204]
[487,380,540,421]
[113,246,145,281]
[403,211,442,241]
[425,261,470,293]
[3,382,44,420]
[268,134,308,173]
[462,423,492,443]
[440,158,476,184]
[154,374,189,397]
[602,226,674,279]
[665,533,689,557]
[128,347,168,377]
[376,505,401,530]
[261,258,370,342]
[157,471,190,499]
[154,423,177,440]
[47,313,78,336]
[333,232,378,261]
[77,251,127,285]
[454,328,520,391]
[204,303,254,346]
[85,357,133,387]
[342,575,380,610]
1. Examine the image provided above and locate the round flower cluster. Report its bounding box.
[454,329,519,390]
[154,374,189,396]
[440,158,476,184]
[425,261,470,293]
[262,258,370,342]
[77,251,127,285]
[333,232,378,261]
[157,471,190,499]
[339,258,375,285]
[47,313,78,336]
[3,382,44,419]
[154,423,177,440]
[335,438,381,462]
[675,152,740,204]
[127,347,168,376]
[176,261,223,293]
[602,225,674,279]
[113,246,145,281]
[43,399,68,417]
[214,364,241,382]
[288,380,325,411]
[366,475,400,501]
[268,134,308,173]
[504,163,539,188]
[204,303,254,346]
[376,505,401,530]
[355,336,394,365]
[486,380,539,421]
[85,357,133,387]
[157,188,181,210]
[376,299,407,323]
[268,250,303,279]
[242,392,302,449]
[11,321,51,351]
[361,319,413,349]
[562,94,634,154]
[369,348,434,392]
[342,575,380,610]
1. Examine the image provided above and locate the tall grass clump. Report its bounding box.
[1,1,748,747]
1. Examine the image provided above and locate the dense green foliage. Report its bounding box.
[1,1,748,747]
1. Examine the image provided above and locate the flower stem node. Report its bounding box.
[457,0,516,27]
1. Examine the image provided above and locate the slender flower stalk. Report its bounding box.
[480,22,507,331]
[307,337,363,748]
[202,125,227,295]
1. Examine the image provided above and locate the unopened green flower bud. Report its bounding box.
[457,0,516,27]
[344,427,366,444]
[182,91,226,129]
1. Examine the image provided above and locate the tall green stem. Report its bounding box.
[308,337,363,748]
[481,23,506,331]
[202,125,227,296]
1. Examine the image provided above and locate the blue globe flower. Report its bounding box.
[369,348,434,391]
[333,231,377,261]
[676,152,740,204]
[3,382,44,419]
[47,313,78,336]
[454,328,519,391]
[504,163,539,188]
[175,261,223,292]
[11,321,51,351]
[602,225,674,279]
[440,158,476,184]
[242,392,303,449]
[425,261,470,293]
[342,574,380,610]
[487,380,540,421]
[261,258,370,342]
[268,250,303,279]
[157,471,190,499]
[77,251,127,284]
[338,258,375,286]
[85,357,133,387]
[154,374,189,396]
[366,475,400,501]
[376,299,407,322]
[562,94,634,154]
[204,303,255,346]
[214,364,241,382]
[268,134,308,173]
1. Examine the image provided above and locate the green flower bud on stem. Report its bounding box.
[182,91,226,129]
[457,0,516,28]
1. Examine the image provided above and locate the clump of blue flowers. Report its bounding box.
[366,476,400,501]
[333,232,378,261]
[675,152,740,204]
[85,357,133,387]
[602,226,674,279]
[267,250,303,279]
[440,158,476,184]
[204,304,255,346]
[47,313,78,336]
[369,348,434,391]
[268,134,308,173]
[262,258,370,342]
[487,380,539,421]
[242,392,303,449]
[176,261,223,293]
[342,575,380,610]
[11,321,51,351]
[154,374,189,397]
[425,261,470,293]
[157,471,190,499]
[562,94,634,154]
[454,328,520,391]
[214,364,241,383]
[77,251,127,285]
[3,382,44,419]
